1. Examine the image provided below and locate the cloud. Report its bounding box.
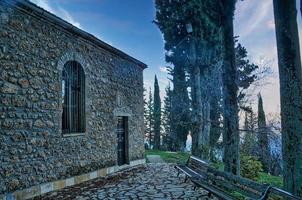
[159,66,168,73]
[30,0,81,28]
[235,0,273,39]
[57,6,81,28]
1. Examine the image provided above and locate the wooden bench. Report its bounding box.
[175,156,302,200]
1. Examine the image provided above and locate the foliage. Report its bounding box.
[235,41,259,102]
[240,155,263,180]
[241,107,258,156]
[257,94,270,172]
[153,76,161,149]
[145,150,190,165]
[211,161,224,171]
[209,96,223,148]
[170,65,191,151]
[154,1,192,152]
[154,0,264,176]
[267,114,282,176]
[145,88,154,148]
[162,83,173,150]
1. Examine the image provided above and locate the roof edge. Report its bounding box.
[4,0,147,69]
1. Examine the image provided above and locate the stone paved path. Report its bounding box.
[146,155,165,163]
[34,164,217,200]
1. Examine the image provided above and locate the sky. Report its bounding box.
[30,0,302,116]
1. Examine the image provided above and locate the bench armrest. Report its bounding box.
[257,185,271,200]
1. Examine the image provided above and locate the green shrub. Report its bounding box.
[240,155,263,180]
[211,161,224,171]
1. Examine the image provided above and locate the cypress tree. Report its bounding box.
[171,64,191,151]
[273,0,302,195]
[153,75,161,149]
[154,1,191,152]
[143,87,148,147]
[257,94,270,172]
[220,0,240,175]
[145,88,154,148]
[241,108,257,156]
[162,83,173,150]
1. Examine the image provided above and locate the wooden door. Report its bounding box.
[117,116,128,165]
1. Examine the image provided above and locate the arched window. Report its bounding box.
[62,61,85,134]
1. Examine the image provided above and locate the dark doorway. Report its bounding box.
[116,116,129,165]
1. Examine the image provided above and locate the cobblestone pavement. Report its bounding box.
[146,155,165,163]
[34,164,216,200]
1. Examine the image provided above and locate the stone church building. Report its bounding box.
[0,0,146,199]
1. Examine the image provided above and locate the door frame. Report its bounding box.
[117,116,129,165]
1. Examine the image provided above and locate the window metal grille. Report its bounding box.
[62,61,86,134]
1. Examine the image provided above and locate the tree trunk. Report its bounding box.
[221,0,240,175]
[209,96,222,162]
[202,100,211,145]
[273,0,302,196]
[172,63,190,152]
[199,99,211,160]
[191,65,203,157]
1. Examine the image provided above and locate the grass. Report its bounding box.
[145,149,190,164]
[257,172,283,188]
[211,161,283,188]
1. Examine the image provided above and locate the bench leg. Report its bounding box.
[177,171,179,177]
[184,176,188,183]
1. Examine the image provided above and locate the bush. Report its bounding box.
[240,155,263,180]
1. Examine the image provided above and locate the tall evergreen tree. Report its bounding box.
[153,75,161,149]
[257,94,270,172]
[183,1,222,157]
[171,65,191,151]
[145,88,154,148]
[154,1,191,152]
[162,83,173,150]
[273,0,302,196]
[143,87,148,146]
[208,41,258,160]
[220,0,240,175]
[241,107,257,156]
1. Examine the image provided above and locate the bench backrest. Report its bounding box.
[187,156,265,198]
[186,156,302,199]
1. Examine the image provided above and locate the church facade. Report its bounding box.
[0,0,146,198]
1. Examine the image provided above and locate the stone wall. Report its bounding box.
[0,1,145,195]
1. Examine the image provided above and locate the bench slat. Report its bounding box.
[191,177,235,200]
[206,174,261,199]
[270,187,302,200]
[175,165,197,177]
[207,167,265,192]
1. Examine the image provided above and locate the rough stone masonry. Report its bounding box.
[0,0,146,195]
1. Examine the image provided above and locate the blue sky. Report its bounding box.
[30,0,302,116]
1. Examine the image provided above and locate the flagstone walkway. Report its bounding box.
[34,163,216,200]
[146,155,165,163]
